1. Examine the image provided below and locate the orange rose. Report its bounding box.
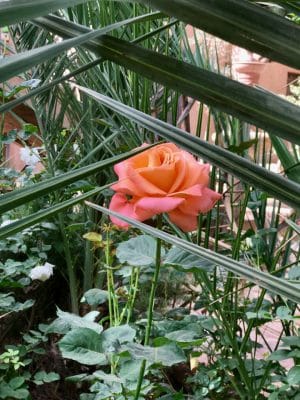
[109,143,222,232]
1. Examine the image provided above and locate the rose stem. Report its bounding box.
[134,214,163,399]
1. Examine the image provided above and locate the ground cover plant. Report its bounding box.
[0,0,300,399]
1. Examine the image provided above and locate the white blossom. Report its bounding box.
[0,219,15,227]
[19,147,40,167]
[29,262,54,282]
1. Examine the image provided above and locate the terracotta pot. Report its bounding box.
[231,61,268,85]
[231,47,269,85]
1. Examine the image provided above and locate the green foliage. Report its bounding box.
[1,0,300,399]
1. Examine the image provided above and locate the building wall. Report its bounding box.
[184,28,300,137]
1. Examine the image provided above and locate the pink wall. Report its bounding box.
[184,27,300,137]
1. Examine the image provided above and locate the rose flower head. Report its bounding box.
[109,143,222,232]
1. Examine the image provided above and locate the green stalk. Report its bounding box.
[58,213,79,314]
[127,268,140,323]
[134,214,163,400]
[119,267,140,324]
[83,207,94,292]
[105,230,115,327]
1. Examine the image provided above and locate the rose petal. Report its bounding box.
[170,184,203,198]
[135,196,184,215]
[169,153,210,192]
[109,193,155,227]
[138,164,176,192]
[168,209,198,232]
[109,193,136,227]
[177,187,222,215]
[112,164,146,196]
[196,187,222,213]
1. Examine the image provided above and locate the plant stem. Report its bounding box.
[58,214,79,314]
[105,230,114,326]
[134,215,163,400]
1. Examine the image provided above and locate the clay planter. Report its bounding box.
[231,47,269,85]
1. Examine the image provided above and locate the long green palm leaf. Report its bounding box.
[0,11,163,83]
[0,145,154,214]
[0,186,109,240]
[136,0,300,69]
[0,0,89,27]
[33,16,300,144]
[76,85,300,210]
[89,203,300,304]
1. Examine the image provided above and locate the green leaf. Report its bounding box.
[65,373,90,383]
[276,306,295,321]
[0,11,164,115]
[0,58,104,115]
[81,289,109,307]
[281,336,300,348]
[136,0,300,69]
[0,28,114,84]
[83,232,103,243]
[284,218,300,235]
[165,329,205,346]
[92,370,124,384]
[246,311,273,320]
[164,247,215,273]
[33,371,60,385]
[78,87,300,210]
[0,186,107,241]
[287,365,300,385]
[289,266,300,280]
[116,235,165,267]
[38,16,300,144]
[101,325,136,350]
[59,328,107,366]
[268,349,291,361]
[88,204,300,304]
[8,377,25,390]
[0,0,90,27]
[47,308,102,334]
[270,135,300,183]
[122,342,186,366]
[119,360,145,382]
[0,385,30,400]
[227,139,258,155]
